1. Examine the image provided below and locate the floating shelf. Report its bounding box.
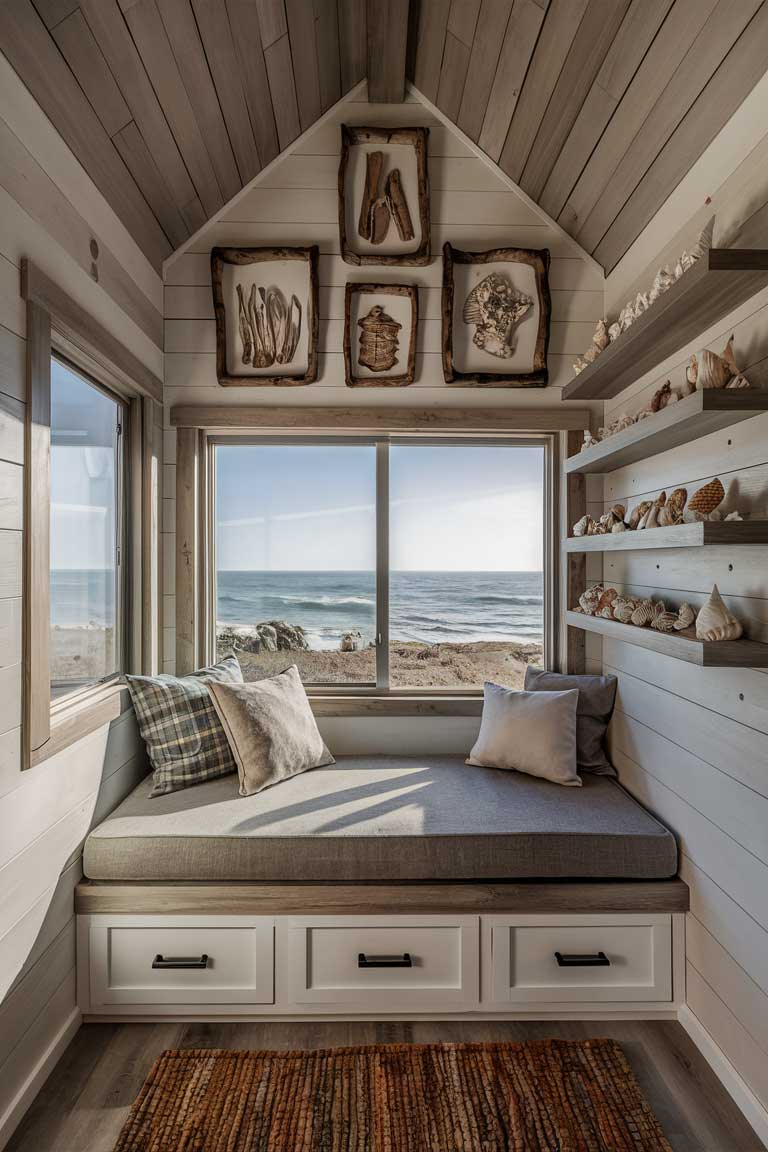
[561,249,768,402]
[563,521,768,552]
[565,389,768,475]
[566,610,768,667]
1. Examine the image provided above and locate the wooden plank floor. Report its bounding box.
[6,1020,764,1151]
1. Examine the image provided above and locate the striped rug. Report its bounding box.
[113,1039,672,1151]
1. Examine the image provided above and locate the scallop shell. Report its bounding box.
[629,500,652,530]
[651,610,679,633]
[579,584,603,616]
[674,602,696,631]
[695,584,743,642]
[688,477,725,518]
[631,599,656,628]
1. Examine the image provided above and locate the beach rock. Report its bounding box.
[340,630,363,652]
[262,620,309,651]
[254,624,278,652]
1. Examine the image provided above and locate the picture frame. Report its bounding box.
[442,243,551,387]
[210,246,319,386]
[343,283,418,387]
[338,126,430,266]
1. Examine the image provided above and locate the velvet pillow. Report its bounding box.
[126,654,243,797]
[524,666,617,775]
[467,683,580,786]
[208,665,335,796]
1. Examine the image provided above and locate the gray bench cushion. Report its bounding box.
[83,755,677,882]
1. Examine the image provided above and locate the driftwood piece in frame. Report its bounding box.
[343,283,418,387]
[211,246,319,386]
[339,126,430,266]
[442,243,551,387]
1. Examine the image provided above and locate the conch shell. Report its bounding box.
[688,477,724,519]
[658,488,687,526]
[693,335,750,390]
[695,584,743,642]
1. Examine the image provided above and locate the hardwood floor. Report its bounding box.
[6,1019,763,1151]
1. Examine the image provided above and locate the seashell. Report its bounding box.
[613,598,638,624]
[612,520,627,532]
[696,584,743,642]
[649,267,675,303]
[658,488,687,526]
[573,515,593,537]
[573,356,588,375]
[629,500,652,530]
[634,292,649,316]
[688,477,725,518]
[690,215,715,262]
[686,355,698,388]
[651,381,673,412]
[651,610,679,633]
[680,249,696,272]
[463,273,533,359]
[697,348,732,389]
[597,588,618,615]
[608,321,621,343]
[725,511,743,521]
[610,504,626,521]
[652,599,666,619]
[725,373,751,390]
[674,603,696,631]
[619,302,635,331]
[582,429,599,450]
[674,258,685,279]
[579,584,603,616]
[631,599,656,628]
[592,319,609,352]
[586,517,601,535]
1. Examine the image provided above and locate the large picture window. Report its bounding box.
[213,438,547,691]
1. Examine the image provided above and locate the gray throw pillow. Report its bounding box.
[127,654,243,797]
[524,666,617,775]
[467,683,580,786]
[208,665,335,796]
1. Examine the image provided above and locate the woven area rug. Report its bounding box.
[113,1039,672,1151]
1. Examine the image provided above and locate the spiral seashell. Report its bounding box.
[674,602,696,631]
[631,599,656,628]
[651,610,679,633]
[579,584,603,616]
[688,477,725,518]
[629,501,652,530]
[696,584,743,642]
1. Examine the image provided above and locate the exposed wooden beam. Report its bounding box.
[367,0,410,102]
[171,405,591,431]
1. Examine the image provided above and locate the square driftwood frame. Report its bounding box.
[442,243,551,387]
[343,283,418,387]
[211,246,319,386]
[338,126,430,266]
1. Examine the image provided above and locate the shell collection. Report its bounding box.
[695,584,743,641]
[463,273,533,359]
[575,584,699,635]
[573,216,715,377]
[571,477,745,538]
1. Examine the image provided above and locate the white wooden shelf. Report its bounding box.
[566,611,768,668]
[563,521,768,552]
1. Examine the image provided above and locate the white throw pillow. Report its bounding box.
[467,683,580,786]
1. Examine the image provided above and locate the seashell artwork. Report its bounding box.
[688,477,725,519]
[357,305,402,372]
[674,603,696,631]
[651,610,679,633]
[658,488,687,527]
[631,599,656,628]
[629,501,653,530]
[463,273,533,359]
[695,584,743,642]
[579,585,603,616]
[240,285,302,369]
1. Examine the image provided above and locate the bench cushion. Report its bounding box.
[83,755,677,882]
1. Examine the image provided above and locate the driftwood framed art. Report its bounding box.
[343,283,418,387]
[211,246,319,386]
[338,126,430,266]
[442,244,551,387]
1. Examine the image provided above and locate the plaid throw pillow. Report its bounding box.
[127,654,243,797]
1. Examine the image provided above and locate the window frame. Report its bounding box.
[204,432,557,697]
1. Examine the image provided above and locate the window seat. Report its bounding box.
[83,755,677,883]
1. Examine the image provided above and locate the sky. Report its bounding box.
[216,443,544,572]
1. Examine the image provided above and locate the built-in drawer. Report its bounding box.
[489,914,672,1004]
[89,916,274,1007]
[285,916,480,1009]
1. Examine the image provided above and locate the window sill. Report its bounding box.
[308,696,483,717]
[31,679,131,768]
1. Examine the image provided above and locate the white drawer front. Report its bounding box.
[286,916,479,1008]
[90,919,274,1006]
[491,915,672,1004]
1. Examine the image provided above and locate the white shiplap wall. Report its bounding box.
[600,132,768,1136]
[0,58,160,1147]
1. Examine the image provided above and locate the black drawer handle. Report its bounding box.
[358,952,412,969]
[152,953,209,970]
[555,951,610,968]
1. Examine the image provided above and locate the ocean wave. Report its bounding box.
[267,594,375,610]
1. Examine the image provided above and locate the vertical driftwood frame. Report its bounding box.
[343,283,418,387]
[338,126,430,266]
[442,243,551,387]
[210,246,319,387]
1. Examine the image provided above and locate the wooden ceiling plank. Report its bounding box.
[338,0,367,90]
[191,0,261,183]
[256,0,287,48]
[557,0,718,242]
[286,0,322,125]
[156,0,241,203]
[498,0,589,183]
[457,0,513,143]
[367,0,409,103]
[226,0,280,167]
[316,0,341,111]
[51,9,132,138]
[539,0,672,221]
[181,194,207,233]
[573,0,758,254]
[411,0,450,102]
[0,0,171,269]
[477,0,546,161]
[264,33,301,150]
[435,31,470,122]
[79,0,197,212]
[120,0,224,219]
[113,121,189,248]
[30,0,77,28]
[595,2,768,271]
[520,0,631,202]
[447,0,481,47]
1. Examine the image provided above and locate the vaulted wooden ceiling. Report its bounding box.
[1,0,767,277]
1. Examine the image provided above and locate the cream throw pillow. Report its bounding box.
[467,683,580,786]
[207,665,334,796]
